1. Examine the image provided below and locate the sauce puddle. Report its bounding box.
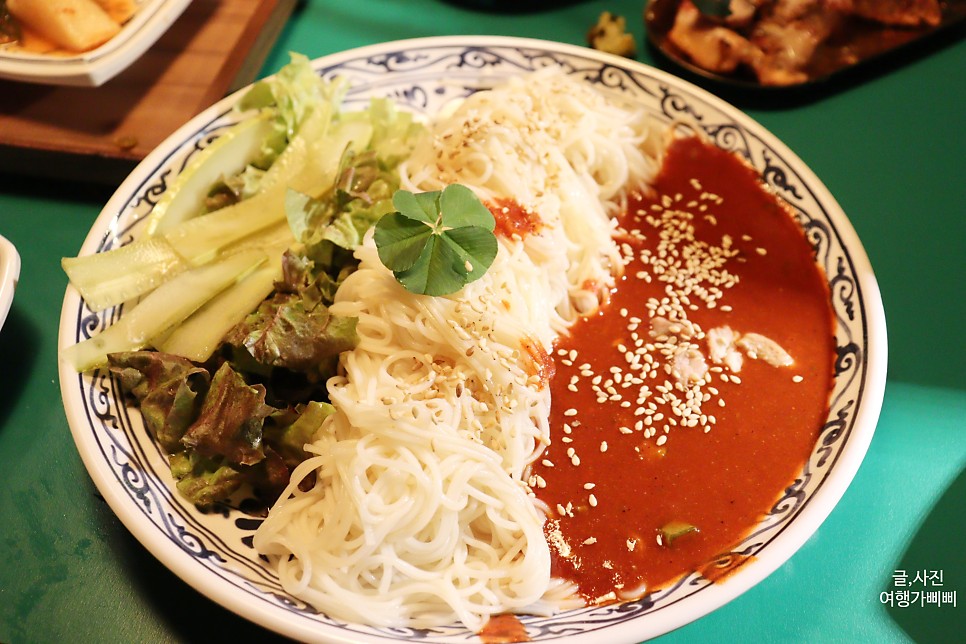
[532,136,835,602]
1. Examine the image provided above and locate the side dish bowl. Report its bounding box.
[0,0,191,86]
[58,36,887,643]
[0,233,19,332]
[645,0,966,91]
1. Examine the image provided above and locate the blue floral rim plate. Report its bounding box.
[57,36,888,643]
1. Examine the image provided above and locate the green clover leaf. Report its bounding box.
[374,184,498,296]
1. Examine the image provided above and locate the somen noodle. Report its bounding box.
[252,68,663,630]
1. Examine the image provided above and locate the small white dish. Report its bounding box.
[0,234,20,331]
[58,36,888,643]
[0,0,191,87]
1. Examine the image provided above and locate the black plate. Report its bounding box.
[645,0,966,93]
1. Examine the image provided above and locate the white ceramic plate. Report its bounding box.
[0,234,19,331]
[58,36,888,643]
[0,0,190,86]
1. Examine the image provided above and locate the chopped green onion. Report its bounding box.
[658,520,700,547]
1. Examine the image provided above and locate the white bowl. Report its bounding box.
[0,233,19,331]
[0,0,190,86]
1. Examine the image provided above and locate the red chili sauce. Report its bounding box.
[488,197,544,240]
[531,136,835,603]
[479,613,530,643]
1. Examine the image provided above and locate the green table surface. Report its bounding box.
[1,1,964,642]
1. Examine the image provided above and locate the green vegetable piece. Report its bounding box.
[692,0,732,18]
[157,252,283,363]
[225,290,359,373]
[143,113,276,236]
[180,362,274,467]
[62,250,268,372]
[171,446,291,507]
[108,351,211,453]
[285,189,320,245]
[438,182,496,230]
[659,520,700,547]
[170,452,245,507]
[373,212,435,272]
[374,184,497,296]
[61,237,186,312]
[264,401,335,467]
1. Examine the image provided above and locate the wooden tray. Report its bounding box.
[0,0,296,184]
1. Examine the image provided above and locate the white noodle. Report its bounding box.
[253,68,662,631]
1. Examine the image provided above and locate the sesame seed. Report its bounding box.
[589,494,598,507]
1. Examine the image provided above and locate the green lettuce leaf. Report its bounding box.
[170,447,290,507]
[264,401,335,467]
[108,351,210,453]
[107,343,338,507]
[180,362,274,467]
[286,148,398,251]
[225,291,358,373]
[170,452,246,506]
[238,52,346,164]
